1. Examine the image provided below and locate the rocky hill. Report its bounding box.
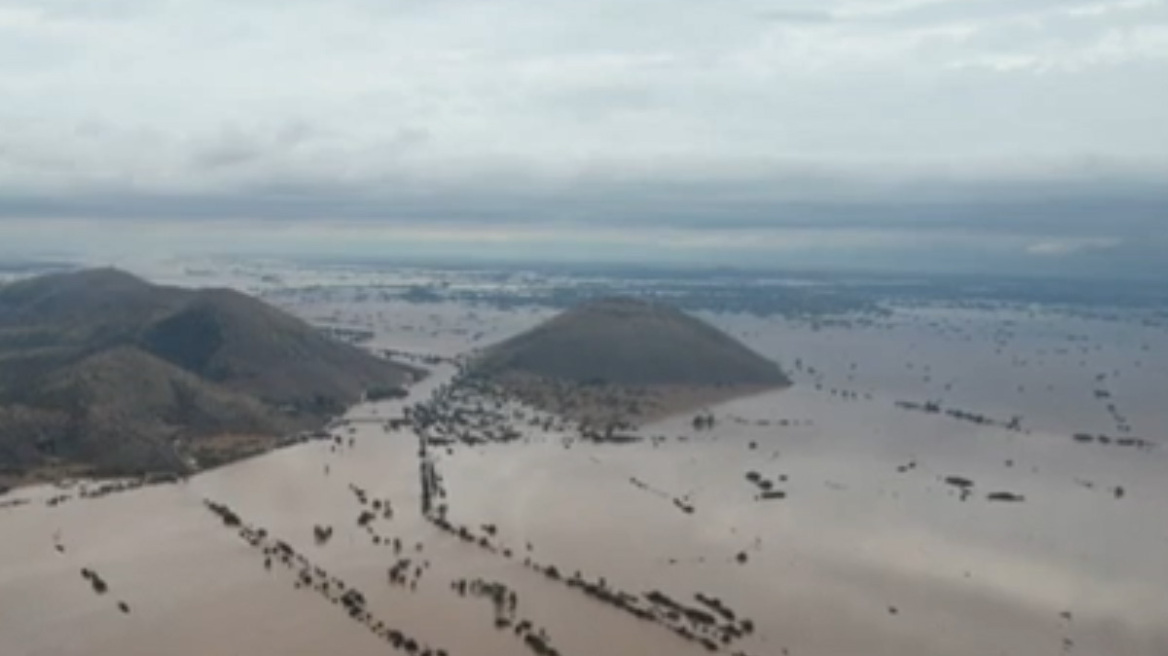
[471,297,787,423]
[0,269,417,483]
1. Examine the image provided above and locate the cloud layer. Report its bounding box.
[2,0,1166,274]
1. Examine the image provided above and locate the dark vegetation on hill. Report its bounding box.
[470,298,788,423]
[475,298,788,387]
[0,268,416,482]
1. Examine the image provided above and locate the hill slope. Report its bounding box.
[0,269,416,482]
[472,298,787,423]
[476,298,788,386]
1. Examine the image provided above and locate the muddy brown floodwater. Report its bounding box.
[2,303,1167,656]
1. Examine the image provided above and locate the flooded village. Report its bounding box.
[2,263,1167,656]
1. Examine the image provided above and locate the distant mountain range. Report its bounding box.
[0,268,416,483]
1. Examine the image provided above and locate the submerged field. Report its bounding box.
[2,268,1166,656]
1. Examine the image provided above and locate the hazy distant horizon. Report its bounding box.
[4,247,1168,288]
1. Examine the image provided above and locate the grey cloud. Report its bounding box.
[755,9,836,24]
[193,131,265,170]
[1,168,1163,242]
[0,0,1165,275]
[848,0,1152,24]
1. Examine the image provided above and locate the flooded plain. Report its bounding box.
[2,291,1166,656]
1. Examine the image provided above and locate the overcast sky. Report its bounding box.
[2,0,1166,275]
